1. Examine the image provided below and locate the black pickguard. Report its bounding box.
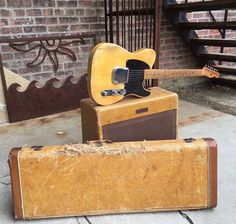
[125,59,151,97]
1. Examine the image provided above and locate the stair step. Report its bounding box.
[212,74,236,87]
[200,53,236,62]
[213,65,236,75]
[212,66,236,87]
[167,0,236,12]
[190,38,236,47]
[179,21,236,30]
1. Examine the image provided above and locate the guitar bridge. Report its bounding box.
[101,89,126,96]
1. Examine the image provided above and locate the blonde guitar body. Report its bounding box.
[88,43,156,105]
[88,43,219,106]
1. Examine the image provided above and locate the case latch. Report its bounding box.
[183,138,196,143]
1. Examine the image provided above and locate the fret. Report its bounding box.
[144,69,203,80]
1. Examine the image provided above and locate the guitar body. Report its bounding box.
[88,43,156,105]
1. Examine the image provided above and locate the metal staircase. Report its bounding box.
[163,0,236,86]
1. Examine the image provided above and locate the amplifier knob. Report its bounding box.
[119,89,126,95]
[112,90,118,95]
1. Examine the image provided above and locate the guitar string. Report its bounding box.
[128,69,204,71]
[117,74,200,81]
[127,72,199,81]
[112,69,206,82]
[127,69,203,71]
[112,69,212,82]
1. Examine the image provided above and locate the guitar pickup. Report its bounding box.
[101,89,127,96]
[112,67,129,84]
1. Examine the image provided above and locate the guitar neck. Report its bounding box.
[144,69,203,80]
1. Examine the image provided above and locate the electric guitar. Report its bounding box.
[88,43,220,105]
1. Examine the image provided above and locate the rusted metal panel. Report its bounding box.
[5,75,88,123]
[0,34,96,123]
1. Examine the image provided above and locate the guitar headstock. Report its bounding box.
[202,65,220,78]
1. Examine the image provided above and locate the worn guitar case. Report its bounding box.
[9,138,217,220]
[81,87,178,143]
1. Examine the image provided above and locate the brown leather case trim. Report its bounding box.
[204,138,217,208]
[8,148,23,219]
[81,100,100,143]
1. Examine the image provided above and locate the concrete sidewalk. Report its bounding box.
[0,100,235,224]
[177,84,236,116]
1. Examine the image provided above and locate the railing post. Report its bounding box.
[219,9,228,65]
[108,0,113,43]
[104,0,108,42]
[115,0,120,45]
[201,0,223,37]
[154,0,162,69]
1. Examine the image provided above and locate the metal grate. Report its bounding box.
[104,0,162,69]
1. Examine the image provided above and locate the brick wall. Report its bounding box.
[0,0,105,82]
[0,0,235,89]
